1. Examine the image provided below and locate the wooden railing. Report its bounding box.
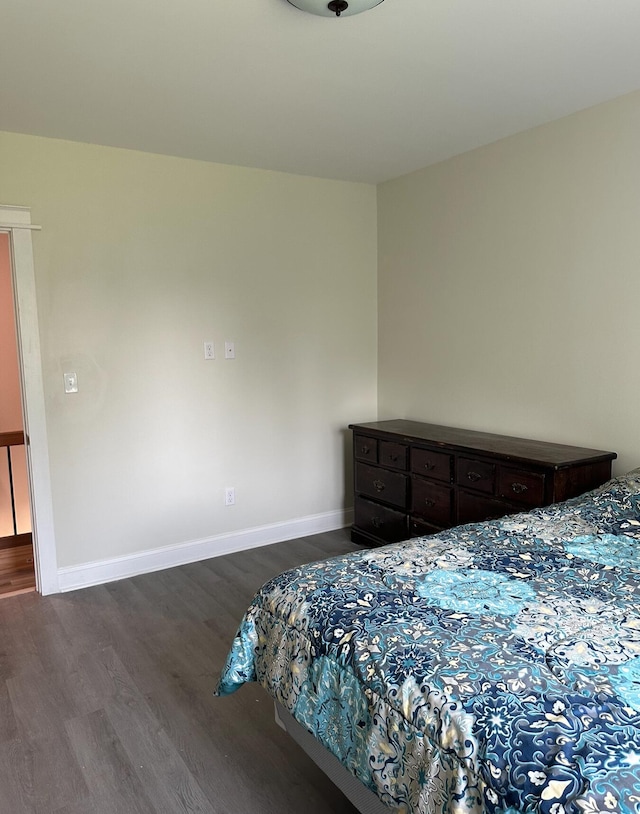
[0,430,31,544]
[0,430,34,594]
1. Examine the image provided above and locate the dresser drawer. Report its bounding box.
[411,477,453,527]
[355,463,408,508]
[498,467,545,507]
[411,447,453,483]
[458,490,515,525]
[379,440,408,471]
[457,457,496,494]
[355,498,408,544]
[354,434,378,464]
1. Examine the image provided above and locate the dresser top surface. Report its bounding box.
[349,420,617,468]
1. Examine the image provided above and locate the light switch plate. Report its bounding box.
[63,372,78,393]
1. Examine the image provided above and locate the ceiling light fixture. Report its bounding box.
[287,0,384,18]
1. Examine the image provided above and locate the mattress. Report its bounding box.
[216,469,640,813]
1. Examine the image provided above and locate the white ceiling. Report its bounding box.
[3,0,640,184]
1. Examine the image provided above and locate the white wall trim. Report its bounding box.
[57,507,354,592]
[2,206,59,595]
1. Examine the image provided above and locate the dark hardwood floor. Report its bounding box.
[0,529,364,813]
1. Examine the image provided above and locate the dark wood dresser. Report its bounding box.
[349,420,617,547]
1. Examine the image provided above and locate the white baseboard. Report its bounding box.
[57,507,354,593]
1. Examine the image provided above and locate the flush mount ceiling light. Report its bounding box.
[287,0,384,18]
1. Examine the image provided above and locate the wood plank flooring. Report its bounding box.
[0,533,36,597]
[0,529,363,814]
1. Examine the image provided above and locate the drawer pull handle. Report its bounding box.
[423,461,435,471]
[361,446,371,455]
[372,517,383,528]
[511,482,528,494]
[373,479,385,493]
[389,454,398,462]
[424,498,436,507]
[467,471,483,482]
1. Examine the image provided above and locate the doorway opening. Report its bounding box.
[1,205,58,595]
[0,232,35,596]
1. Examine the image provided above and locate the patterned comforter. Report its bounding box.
[216,470,640,814]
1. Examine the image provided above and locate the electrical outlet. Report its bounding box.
[224,487,235,506]
[204,341,215,360]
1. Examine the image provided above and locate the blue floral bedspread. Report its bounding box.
[216,470,640,814]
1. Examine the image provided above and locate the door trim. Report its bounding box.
[1,205,58,594]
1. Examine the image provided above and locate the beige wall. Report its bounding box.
[5,87,639,573]
[0,132,377,568]
[378,90,640,475]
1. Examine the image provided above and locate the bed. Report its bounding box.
[216,469,640,813]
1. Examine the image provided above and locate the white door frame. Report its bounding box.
[1,204,58,594]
